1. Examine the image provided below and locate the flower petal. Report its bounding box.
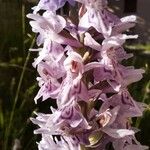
[101,128,134,138]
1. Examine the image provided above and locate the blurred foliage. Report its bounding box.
[126,43,150,51]
[0,1,39,150]
[0,1,149,150]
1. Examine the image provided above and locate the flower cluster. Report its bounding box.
[27,0,148,149]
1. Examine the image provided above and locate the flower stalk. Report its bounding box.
[27,0,148,149]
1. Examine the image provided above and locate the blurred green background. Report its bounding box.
[0,0,149,149]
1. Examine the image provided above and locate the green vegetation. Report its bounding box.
[125,43,150,51]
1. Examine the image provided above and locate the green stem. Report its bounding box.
[135,81,150,128]
[22,2,25,59]
[4,37,35,150]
